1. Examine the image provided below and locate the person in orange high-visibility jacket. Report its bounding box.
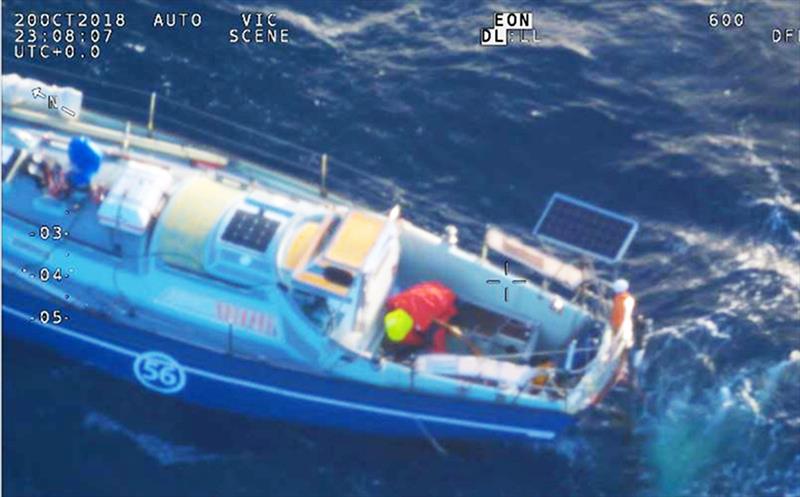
[610,279,636,333]
[384,281,457,353]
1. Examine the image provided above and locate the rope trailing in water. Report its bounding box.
[414,418,448,457]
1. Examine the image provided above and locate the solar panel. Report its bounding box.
[533,193,638,263]
[221,210,280,252]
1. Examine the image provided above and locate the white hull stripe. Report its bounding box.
[3,306,558,439]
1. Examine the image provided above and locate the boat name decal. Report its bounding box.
[133,351,187,394]
[216,302,276,337]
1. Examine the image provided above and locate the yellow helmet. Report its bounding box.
[385,308,414,342]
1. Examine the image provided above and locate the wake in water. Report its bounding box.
[640,348,800,497]
[83,412,226,466]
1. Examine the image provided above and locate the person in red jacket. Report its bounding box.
[384,281,457,353]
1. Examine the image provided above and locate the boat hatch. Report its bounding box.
[321,211,387,272]
[284,213,347,297]
[281,220,322,272]
[289,210,393,299]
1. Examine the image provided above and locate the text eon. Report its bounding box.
[480,12,539,46]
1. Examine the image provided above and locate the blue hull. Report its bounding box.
[2,286,575,441]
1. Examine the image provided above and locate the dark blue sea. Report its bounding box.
[3,1,799,496]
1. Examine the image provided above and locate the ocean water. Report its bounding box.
[3,1,799,496]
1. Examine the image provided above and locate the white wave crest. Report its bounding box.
[265,4,421,48]
[83,411,223,466]
[642,357,800,497]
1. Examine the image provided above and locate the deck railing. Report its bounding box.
[6,60,487,237]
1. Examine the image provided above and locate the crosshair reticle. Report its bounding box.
[486,260,527,302]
